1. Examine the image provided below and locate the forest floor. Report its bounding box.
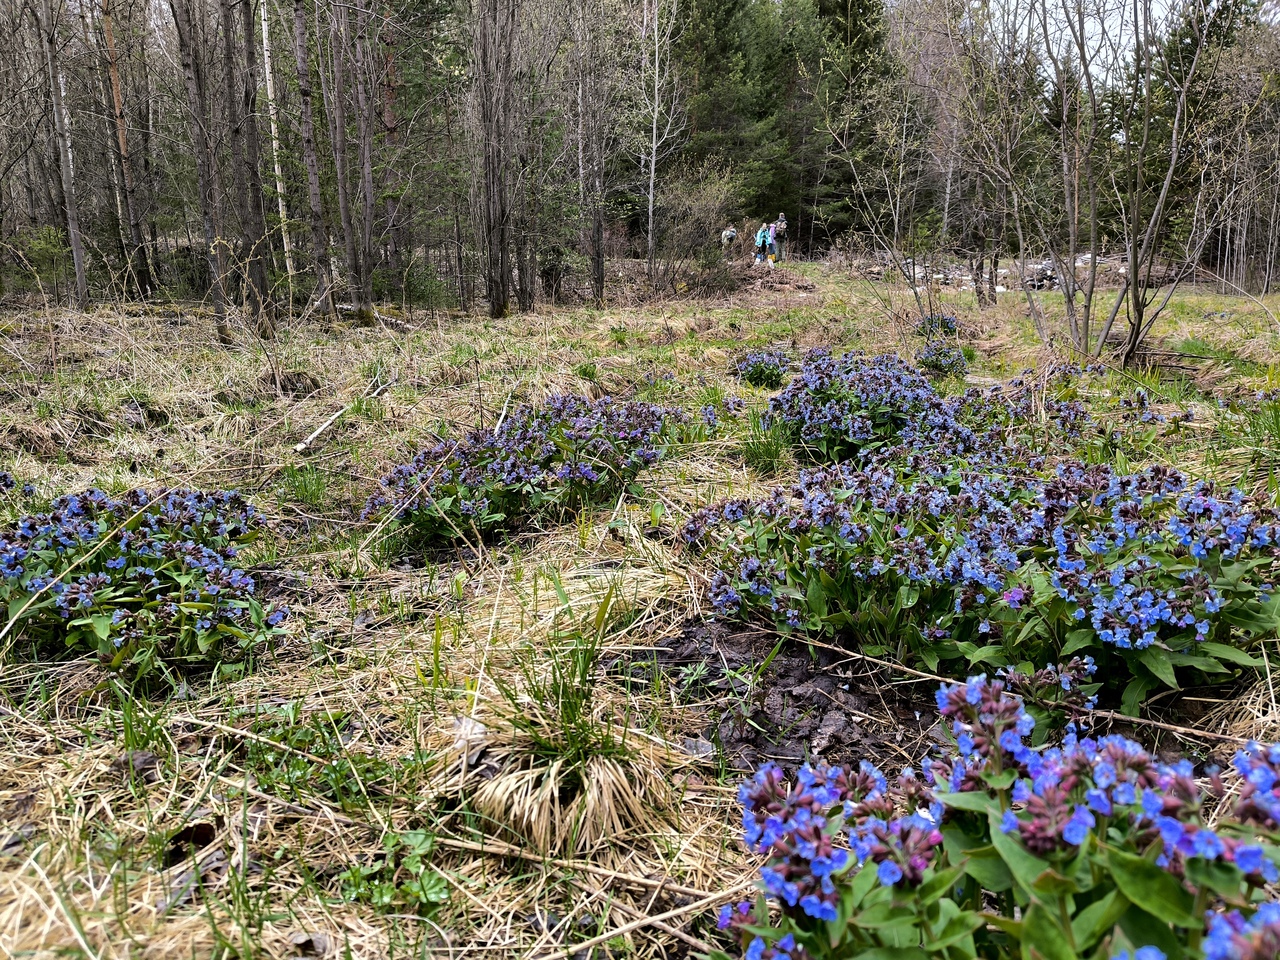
[3,266,1280,959]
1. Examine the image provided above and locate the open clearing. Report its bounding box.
[4,269,1280,958]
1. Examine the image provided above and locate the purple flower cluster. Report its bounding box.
[685,453,1278,695]
[719,675,1280,960]
[1,488,286,677]
[733,351,791,390]
[1205,903,1280,960]
[915,342,967,379]
[720,758,941,949]
[764,351,1090,468]
[931,675,1279,879]
[364,395,683,545]
[766,350,985,463]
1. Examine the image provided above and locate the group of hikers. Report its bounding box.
[720,213,788,267]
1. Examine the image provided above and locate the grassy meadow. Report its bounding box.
[3,267,1280,958]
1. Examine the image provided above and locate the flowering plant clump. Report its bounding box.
[684,459,1277,709]
[713,673,1280,960]
[765,351,1004,465]
[916,313,959,337]
[733,351,791,390]
[915,343,968,379]
[363,395,684,546]
[0,489,286,681]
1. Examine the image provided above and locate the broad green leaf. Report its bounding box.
[966,644,1008,666]
[1117,904,1185,959]
[988,811,1052,894]
[1136,648,1178,689]
[942,826,1013,892]
[1120,675,1158,716]
[929,910,984,951]
[917,864,966,906]
[1184,858,1245,897]
[845,858,881,911]
[938,791,998,814]
[1196,641,1262,668]
[850,950,929,960]
[806,577,828,619]
[1103,847,1195,927]
[1020,904,1078,960]
[1061,629,1095,656]
[1070,889,1127,951]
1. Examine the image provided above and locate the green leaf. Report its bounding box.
[988,811,1053,894]
[1061,629,1095,656]
[1030,868,1079,897]
[943,826,1014,893]
[1184,858,1245,897]
[916,864,966,907]
[845,857,881,911]
[938,791,998,814]
[1103,847,1196,927]
[1165,651,1229,674]
[1070,889,1128,951]
[966,644,1008,666]
[1136,648,1178,689]
[1117,903,1185,959]
[929,909,984,951]
[806,577,828,619]
[854,901,917,928]
[850,950,929,960]
[1120,675,1158,716]
[1020,903,1078,960]
[1196,641,1262,668]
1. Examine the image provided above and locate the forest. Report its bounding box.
[7,0,1280,958]
[1,0,1278,343]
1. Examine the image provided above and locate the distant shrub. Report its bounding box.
[0,489,286,681]
[364,395,685,547]
[714,672,1280,960]
[916,342,968,379]
[733,350,791,390]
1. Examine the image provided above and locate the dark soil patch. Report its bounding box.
[629,620,938,774]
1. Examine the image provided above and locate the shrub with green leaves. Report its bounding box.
[363,395,684,546]
[0,488,286,681]
[713,672,1280,960]
[684,460,1275,711]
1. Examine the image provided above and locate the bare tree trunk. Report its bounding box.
[169,0,232,343]
[32,0,89,308]
[473,0,515,318]
[239,0,274,335]
[381,3,405,293]
[98,0,151,295]
[260,0,295,280]
[292,0,333,318]
[319,1,363,319]
[351,0,376,316]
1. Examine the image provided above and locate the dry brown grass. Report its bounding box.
[4,274,1280,958]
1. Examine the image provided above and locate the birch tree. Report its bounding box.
[635,0,685,285]
[31,0,89,307]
